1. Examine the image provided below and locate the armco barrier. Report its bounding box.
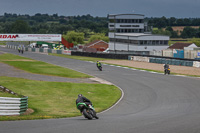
[0,85,28,116]
[0,97,28,115]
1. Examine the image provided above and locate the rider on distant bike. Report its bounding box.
[163,63,170,74]
[96,61,102,68]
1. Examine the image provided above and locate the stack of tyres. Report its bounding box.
[175,60,180,65]
[161,58,166,64]
[149,58,156,63]
[171,59,177,65]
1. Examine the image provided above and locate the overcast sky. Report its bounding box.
[0,0,200,18]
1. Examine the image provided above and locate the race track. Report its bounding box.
[1,47,200,133]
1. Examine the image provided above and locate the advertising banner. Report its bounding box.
[0,34,62,41]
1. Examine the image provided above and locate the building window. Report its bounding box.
[164,41,168,45]
[147,40,151,45]
[139,41,144,45]
[156,40,159,45]
[160,40,163,45]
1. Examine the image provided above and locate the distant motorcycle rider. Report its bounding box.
[164,63,169,69]
[18,46,21,53]
[96,61,102,68]
[164,63,170,74]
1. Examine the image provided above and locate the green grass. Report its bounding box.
[0,42,6,45]
[0,53,91,78]
[0,76,121,121]
[49,53,120,62]
[0,91,22,98]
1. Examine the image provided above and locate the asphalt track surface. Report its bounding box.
[1,47,200,133]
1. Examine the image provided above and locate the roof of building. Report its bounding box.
[168,42,195,49]
[115,33,169,37]
[108,14,144,17]
[85,40,108,47]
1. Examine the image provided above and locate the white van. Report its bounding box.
[41,44,48,49]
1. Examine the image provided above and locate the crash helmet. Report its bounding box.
[78,94,83,97]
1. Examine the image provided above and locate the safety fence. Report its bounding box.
[128,56,200,68]
[6,45,71,55]
[0,86,28,116]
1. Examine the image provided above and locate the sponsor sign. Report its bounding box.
[0,34,61,41]
[197,52,200,56]
[63,50,71,55]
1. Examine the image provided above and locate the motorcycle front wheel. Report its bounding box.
[83,109,93,120]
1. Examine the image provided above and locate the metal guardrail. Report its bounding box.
[0,86,28,116]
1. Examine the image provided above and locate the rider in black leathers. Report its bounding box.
[76,94,92,106]
[164,63,170,74]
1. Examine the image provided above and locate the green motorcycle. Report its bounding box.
[76,103,99,120]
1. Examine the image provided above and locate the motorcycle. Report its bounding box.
[164,68,170,75]
[97,65,102,71]
[76,103,99,120]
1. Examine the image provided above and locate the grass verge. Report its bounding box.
[0,53,91,78]
[0,42,6,45]
[0,76,121,121]
[0,91,22,98]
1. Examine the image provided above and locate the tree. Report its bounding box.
[152,28,171,36]
[88,33,109,43]
[192,38,200,47]
[11,20,32,33]
[180,26,197,38]
[62,31,85,45]
[165,26,179,38]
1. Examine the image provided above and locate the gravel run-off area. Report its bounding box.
[101,60,200,76]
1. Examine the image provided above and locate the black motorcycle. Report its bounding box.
[76,103,99,120]
[164,68,170,75]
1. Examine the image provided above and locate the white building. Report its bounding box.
[108,14,169,54]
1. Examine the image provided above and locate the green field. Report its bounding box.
[0,42,6,45]
[0,77,121,121]
[0,53,91,78]
[0,53,121,121]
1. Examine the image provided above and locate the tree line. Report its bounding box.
[148,16,200,38]
[0,13,200,39]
